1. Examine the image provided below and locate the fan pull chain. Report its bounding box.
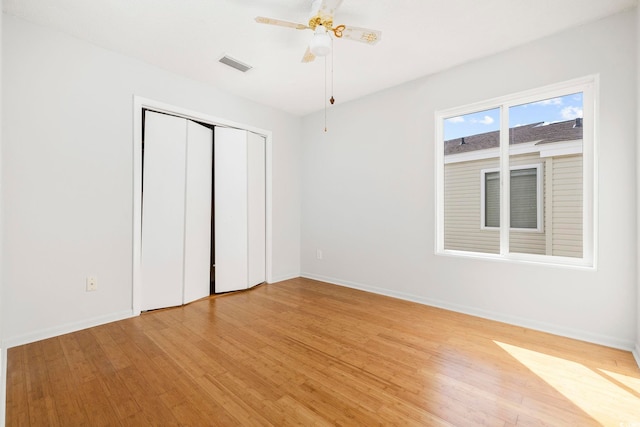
[324,55,328,132]
[323,38,335,133]
[330,37,335,105]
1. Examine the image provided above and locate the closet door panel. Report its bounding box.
[183,120,213,304]
[141,112,186,311]
[214,127,248,293]
[247,132,266,287]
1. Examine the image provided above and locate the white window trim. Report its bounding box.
[435,75,597,268]
[480,163,544,232]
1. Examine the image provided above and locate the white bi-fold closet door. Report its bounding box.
[141,111,265,312]
[214,127,266,293]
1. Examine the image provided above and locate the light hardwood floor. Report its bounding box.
[6,277,640,426]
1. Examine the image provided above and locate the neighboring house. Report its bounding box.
[443,118,583,257]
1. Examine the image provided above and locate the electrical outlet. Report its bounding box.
[316,249,323,260]
[86,276,98,292]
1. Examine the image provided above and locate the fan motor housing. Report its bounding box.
[308,14,333,31]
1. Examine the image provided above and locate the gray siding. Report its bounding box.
[444,152,583,257]
[444,157,500,253]
[551,155,583,257]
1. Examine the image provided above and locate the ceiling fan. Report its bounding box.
[255,0,382,63]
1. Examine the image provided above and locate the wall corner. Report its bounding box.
[635,2,640,369]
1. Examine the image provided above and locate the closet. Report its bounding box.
[140,111,266,311]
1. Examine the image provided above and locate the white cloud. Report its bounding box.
[447,116,465,123]
[560,106,583,120]
[472,115,494,125]
[533,97,563,106]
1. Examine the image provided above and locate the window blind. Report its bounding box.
[484,168,537,228]
[485,172,500,227]
[510,168,537,228]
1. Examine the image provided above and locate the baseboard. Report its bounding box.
[1,310,136,349]
[301,272,636,352]
[633,343,640,370]
[269,272,301,284]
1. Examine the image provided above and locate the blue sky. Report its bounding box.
[444,92,583,140]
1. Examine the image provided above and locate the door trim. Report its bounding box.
[132,96,273,315]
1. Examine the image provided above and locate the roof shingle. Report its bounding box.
[444,118,583,155]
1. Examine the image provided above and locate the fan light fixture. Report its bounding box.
[255,0,383,131]
[309,25,331,56]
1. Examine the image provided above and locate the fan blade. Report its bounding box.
[255,16,309,30]
[319,0,343,17]
[339,25,382,45]
[301,46,316,63]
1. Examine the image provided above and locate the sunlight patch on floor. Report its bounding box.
[597,368,640,396]
[494,341,640,426]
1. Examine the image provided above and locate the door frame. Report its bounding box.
[132,96,273,315]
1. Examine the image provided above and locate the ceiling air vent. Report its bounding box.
[219,55,252,73]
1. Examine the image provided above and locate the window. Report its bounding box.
[436,77,595,266]
[481,164,543,231]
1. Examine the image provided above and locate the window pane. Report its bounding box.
[485,172,499,228]
[443,108,500,254]
[484,169,538,229]
[509,93,583,256]
[510,168,537,229]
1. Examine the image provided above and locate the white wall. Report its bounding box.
[1,14,301,346]
[302,9,638,350]
[636,3,640,364]
[0,2,5,425]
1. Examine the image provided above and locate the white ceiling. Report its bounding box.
[4,0,637,116]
